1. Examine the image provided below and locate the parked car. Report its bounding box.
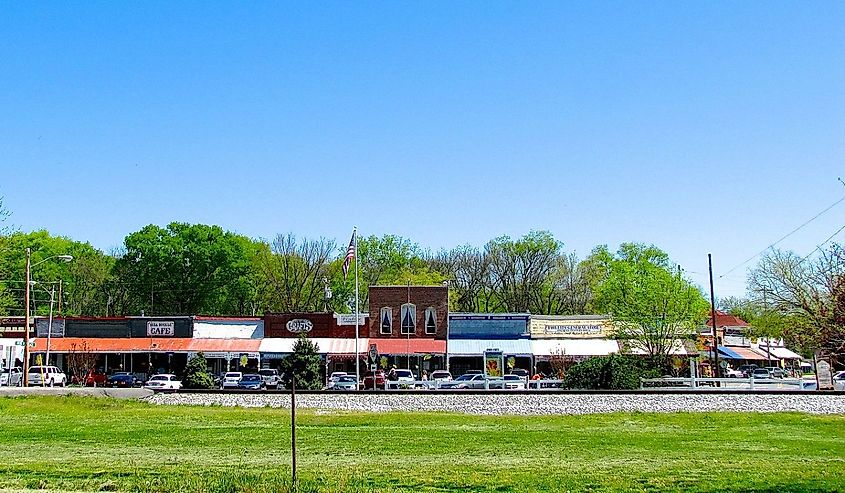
[503,374,526,390]
[509,368,529,378]
[751,368,771,380]
[27,366,67,387]
[363,370,385,390]
[764,367,786,378]
[258,369,281,389]
[332,375,358,391]
[108,372,140,388]
[390,369,416,389]
[440,373,500,390]
[238,374,264,390]
[429,370,452,381]
[144,374,181,391]
[327,371,347,389]
[84,369,108,387]
[738,364,758,377]
[833,371,845,391]
[0,367,23,387]
[221,372,242,389]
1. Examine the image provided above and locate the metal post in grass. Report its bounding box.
[291,374,297,491]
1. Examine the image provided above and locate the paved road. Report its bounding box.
[0,387,153,399]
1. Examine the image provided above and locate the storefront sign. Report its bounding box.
[147,321,175,337]
[286,319,313,333]
[815,352,834,390]
[543,324,602,335]
[335,313,368,326]
[483,349,504,378]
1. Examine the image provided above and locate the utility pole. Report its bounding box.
[23,248,31,386]
[708,254,720,382]
[290,374,297,491]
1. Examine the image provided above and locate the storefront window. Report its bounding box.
[425,307,437,334]
[401,303,416,335]
[380,307,393,334]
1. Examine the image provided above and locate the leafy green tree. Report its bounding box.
[115,223,259,316]
[183,353,215,389]
[254,234,336,313]
[484,231,563,313]
[279,335,323,390]
[588,243,709,364]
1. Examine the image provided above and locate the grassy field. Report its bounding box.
[0,397,843,492]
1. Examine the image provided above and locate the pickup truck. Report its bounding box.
[258,369,281,389]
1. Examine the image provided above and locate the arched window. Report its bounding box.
[425,307,437,334]
[380,307,393,334]
[401,303,416,335]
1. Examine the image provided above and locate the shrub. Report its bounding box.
[183,353,215,389]
[279,335,323,390]
[563,354,659,390]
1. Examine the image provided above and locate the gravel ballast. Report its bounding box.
[147,392,845,415]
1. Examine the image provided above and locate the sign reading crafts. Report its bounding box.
[147,321,175,337]
[286,319,313,333]
[530,315,612,338]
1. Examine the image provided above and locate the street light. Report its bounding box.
[23,249,73,386]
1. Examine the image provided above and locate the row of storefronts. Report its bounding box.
[1,289,806,381]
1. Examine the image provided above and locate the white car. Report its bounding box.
[503,374,526,390]
[144,374,182,391]
[833,371,845,391]
[723,368,744,378]
[221,372,242,389]
[0,367,23,387]
[258,369,281,389]
[27,366,67,387]
[327,371,347,389]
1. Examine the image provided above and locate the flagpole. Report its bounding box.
[354,227,360,387]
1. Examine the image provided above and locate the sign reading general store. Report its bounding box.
[530,316,611,338]
[146,321,175,337]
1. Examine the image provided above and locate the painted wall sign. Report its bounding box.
[543,324,603,335]
[286,319,313,333]
[335,314,368,326]
[146,321,175,337]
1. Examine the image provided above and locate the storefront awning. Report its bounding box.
[757,346,802,360]
[717,346,743,359]
[626,339,694,356]
[447,339,532,356]
[258,338,370,355]
[369,338,445,355]
[729,346,769,360]
[31,337,194,353]
[532,338,619,357]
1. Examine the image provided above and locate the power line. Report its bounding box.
[720,193,845,278]
[799,223,845,263]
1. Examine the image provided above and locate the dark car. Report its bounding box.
[509,368,529,378]
[363,370,385,390]
[108,372,140,388]
[238,374,264,390]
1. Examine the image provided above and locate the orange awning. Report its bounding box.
[31,337,256,353]
[369,338,445,355]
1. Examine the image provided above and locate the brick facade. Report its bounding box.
[264,312,359,338]
[367,286,448,339]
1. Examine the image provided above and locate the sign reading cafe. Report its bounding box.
[286,319,313,333]
[147,321,175,337]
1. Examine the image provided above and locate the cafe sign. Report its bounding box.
[286,319,313,333]
[147,321,175,337]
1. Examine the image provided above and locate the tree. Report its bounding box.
[66,341,98,385]
[427,245,492,312]
[183,353,215,389]
[589,243,709,364]
[279,335,323,390]
[115,223,258,316]
[485,231,563,313]
[748,245,845,362]
[255,234,336,312]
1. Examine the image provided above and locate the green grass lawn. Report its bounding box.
[0,397,843,493]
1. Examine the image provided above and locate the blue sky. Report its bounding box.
[1,2,843,298]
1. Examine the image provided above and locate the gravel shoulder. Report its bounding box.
[147,392,845,415]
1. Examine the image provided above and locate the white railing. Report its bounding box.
[382,377,560,390]
[640,376,815,391]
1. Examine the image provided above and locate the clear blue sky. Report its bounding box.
[1,2,843,298]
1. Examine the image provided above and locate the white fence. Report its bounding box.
[640,376,817,391]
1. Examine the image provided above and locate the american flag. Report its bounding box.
[342,229,356,279]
